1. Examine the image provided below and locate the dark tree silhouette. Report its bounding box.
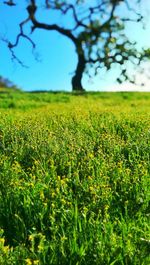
[2,0,150,91]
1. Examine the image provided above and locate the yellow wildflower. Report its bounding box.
[0,238,5,245]
[57,176,61,181]
[29,234,34,241]
[33,260,39,265]
[61,198,66,205]
[25,258,32,265]
[56,188,59,193]
[40,191,44,201]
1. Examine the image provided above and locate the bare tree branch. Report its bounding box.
[1,37,28,67]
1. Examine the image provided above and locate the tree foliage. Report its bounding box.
[0,75,16,88]
[2,0,150,91]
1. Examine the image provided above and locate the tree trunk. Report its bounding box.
[72,52,86,91]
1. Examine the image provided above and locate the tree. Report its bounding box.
[2,0,150,91]
[0,75,15,88]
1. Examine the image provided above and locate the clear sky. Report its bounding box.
[0,0,150,92]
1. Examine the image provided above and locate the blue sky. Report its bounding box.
[0,0,150,92]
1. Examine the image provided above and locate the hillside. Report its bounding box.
[0,90,150,265]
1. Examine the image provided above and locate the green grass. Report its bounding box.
[0,90,150,264]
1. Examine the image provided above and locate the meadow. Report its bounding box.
[0,89,150,265]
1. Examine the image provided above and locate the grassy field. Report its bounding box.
[0,89,150,264]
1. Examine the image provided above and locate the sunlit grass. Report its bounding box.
[0,91,150,264]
